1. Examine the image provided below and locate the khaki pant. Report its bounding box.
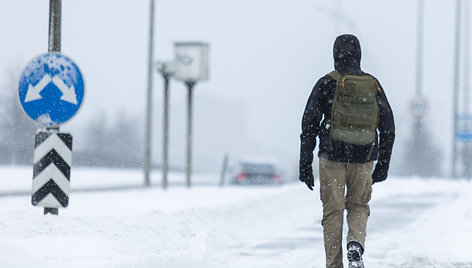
[319,158,373,268]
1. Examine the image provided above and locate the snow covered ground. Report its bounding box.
[0,166,471,268]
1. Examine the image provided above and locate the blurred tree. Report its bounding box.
[0,69,37,165]
[74,111,143,168]
[401,120,443,177]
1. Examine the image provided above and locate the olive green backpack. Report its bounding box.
[327,70,381,149]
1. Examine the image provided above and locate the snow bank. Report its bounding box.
[367,177,472,267]
[0,167,471,267]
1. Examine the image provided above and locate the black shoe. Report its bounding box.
[347,241,364,268]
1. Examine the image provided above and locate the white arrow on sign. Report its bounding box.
[24,75,77,104]
[24,74,52,103]
[52,75,78,105]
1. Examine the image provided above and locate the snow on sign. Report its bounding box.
[18,53,85,127]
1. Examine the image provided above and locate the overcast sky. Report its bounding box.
[0,0,468,176]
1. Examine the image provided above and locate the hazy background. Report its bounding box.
[0,0,467,178]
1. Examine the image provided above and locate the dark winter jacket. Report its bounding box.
[299,34,395,184]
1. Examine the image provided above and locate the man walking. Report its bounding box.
[299,34,395,268]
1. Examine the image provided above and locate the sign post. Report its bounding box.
[409,97,428,119]
[18,53,85,127]
[18,0,85,215]
[457,115,472,142]
[18,53,84,215]
[32,132,72,209]
[174,42,209,188]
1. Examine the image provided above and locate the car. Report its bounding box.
[231,161,282,185]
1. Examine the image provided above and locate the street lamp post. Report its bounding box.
[416,0,424,98]
[173,42,209,188]
[463,0,471,179]
[157,61,177,189]
[411,0,427,176]
[453,0,462,178]
[144,0,155,187]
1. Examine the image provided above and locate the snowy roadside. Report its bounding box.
[396,180,472,267]
[0,178,321,268]
[0,166,471,268]
[0,165,220,195]
[367,178,472,268]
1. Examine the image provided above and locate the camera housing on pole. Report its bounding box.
[174,42,209,82]
[173,42,209,187]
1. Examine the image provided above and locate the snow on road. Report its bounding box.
[368,179,472,267]
[0,167,471,268]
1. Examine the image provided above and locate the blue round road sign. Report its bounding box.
[18,53,85,127]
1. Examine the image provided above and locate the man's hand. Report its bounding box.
[299,166,314,191]
[372,162,388,184]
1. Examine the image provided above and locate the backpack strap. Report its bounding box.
[326,71,342,151]
[327,70,342,81]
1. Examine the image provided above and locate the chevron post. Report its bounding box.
[32,131,72,210]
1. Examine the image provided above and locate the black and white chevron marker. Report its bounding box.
[32,131,72,208]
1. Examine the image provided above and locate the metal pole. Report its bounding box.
[144,0,155,187]
[416,0,424,97]
[463,0,470,115]
[185,81,195,188]
[47,0,61,135]
[48,0,61,53]
[162,73,170,189]
[462,0,471,179]
[44,0,62,216]
[413,0,424,176]
[452,0,462,179]
[48,0,61,136]
[219,154,229,187]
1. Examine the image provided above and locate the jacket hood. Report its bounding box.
[333,34,362,74]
